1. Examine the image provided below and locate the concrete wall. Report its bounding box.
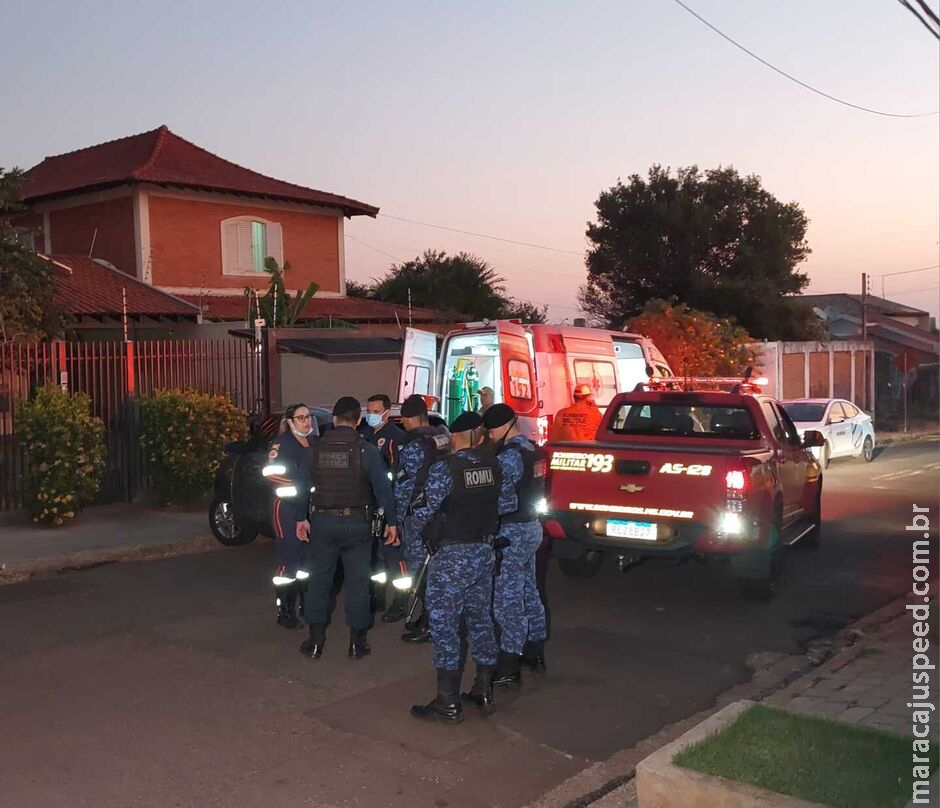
[280,354,400,409]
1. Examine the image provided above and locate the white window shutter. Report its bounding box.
[266,222,283,267]
[236,220,254,272]
[221,219,239,273]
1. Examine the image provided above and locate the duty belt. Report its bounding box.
[312,506,370,518]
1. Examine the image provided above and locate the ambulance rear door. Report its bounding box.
[496,320,538,420]
[398,327,439,404]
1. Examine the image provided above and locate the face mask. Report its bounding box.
[291,423,313,438]
[365,411,385,428]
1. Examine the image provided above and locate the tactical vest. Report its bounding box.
[399,425,451,513]
[310,429,374,510]
[426,450,501,548]
[499,439,547,523]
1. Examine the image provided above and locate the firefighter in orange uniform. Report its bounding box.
[549,385,602,442]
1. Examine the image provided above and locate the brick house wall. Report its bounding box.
[47,196,137,276]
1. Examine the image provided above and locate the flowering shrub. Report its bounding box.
[19,386,106,526]
[140,389,248,505]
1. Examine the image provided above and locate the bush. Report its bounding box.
[19,386,106,526]
[140,389,248,505]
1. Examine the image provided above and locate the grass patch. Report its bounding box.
[674,704,937,808]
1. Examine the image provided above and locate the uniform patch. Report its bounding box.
[318,450,350,469]
[377,438,386,448]
[533,459,547,478]
[464,467,495,488]
[432,434,450,451]
[268,447,279,460]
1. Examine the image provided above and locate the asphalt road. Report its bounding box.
[0,440,937,808]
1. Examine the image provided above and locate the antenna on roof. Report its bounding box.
[122,287,128,341]
[407,287,413,326]
[88,228,98,258]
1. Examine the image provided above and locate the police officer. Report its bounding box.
[410,412,501,724]
[482,403,549,687]
[395,394,451,643]
[263,403,317,629]
[300,396,398,660]
[363,393,406,468]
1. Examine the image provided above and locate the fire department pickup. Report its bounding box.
[541,375,826,599]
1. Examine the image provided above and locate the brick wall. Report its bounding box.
[147,194,341,293]
[48,196,137,277]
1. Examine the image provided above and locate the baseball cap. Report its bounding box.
[573,384,593,398]
[450,411,483,433]
[482,403,515,429]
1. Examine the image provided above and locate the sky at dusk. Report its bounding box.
[1,0,937,321]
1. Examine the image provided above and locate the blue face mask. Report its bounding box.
[365,412,385,428]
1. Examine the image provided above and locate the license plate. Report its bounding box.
[606,519,657,541]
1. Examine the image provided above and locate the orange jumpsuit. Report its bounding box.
[549,399,602,442]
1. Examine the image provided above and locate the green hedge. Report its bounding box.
[20,386,106,526]
[140,389,248,505]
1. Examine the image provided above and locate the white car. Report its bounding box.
[781,398,876,468]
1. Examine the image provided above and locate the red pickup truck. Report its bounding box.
[542,378,825,599]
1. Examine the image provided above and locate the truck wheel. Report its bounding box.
[559,550,605,578]
[734,502,783,601]
[209,496,258,546]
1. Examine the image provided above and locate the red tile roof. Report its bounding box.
[49,255,202,319]
[22,126,378,217]
[176,294,454,324]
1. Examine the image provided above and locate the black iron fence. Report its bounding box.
[0,339,262,511]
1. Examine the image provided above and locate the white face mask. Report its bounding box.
[290,414,314,438]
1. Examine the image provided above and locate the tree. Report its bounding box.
[366,249,546,322]
[626,299,755,377]
[246,258,319,327]
[580,165,812,339]
[344,280,372,298]
[0,168,68,339]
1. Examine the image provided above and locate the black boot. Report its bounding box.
[411,669,464,723]
[300,623,326,659]
[492,650,522,689]
[521,640,547,673]
[349,629,372,660]
[401,611,431,643]
[276,585,301,630]
[460,664,496,715]
[382,589,409,623]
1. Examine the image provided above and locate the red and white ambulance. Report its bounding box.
[397,320,672,442]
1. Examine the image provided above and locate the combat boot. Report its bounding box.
[411,669,464,724]
[300,623,326,659]
[401,611,431,643]
[276,585,301,630]
[521,640,547,673]
[349,629,372,660]
[460,664,496,715]
[492,650,522,689]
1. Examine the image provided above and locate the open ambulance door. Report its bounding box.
[398,328,439,406]
[496,321,537,419]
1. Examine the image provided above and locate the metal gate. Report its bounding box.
[0,339,262,512]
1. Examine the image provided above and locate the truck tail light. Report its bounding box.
[536,414,553,446]
[725,469,747,493]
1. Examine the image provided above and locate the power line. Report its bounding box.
[887,283,940,294]
[672,0,940,118]
[344,233,405,263]
[378,213,584,256]
[914,0,940,28]
[896,0,940,39]
[881,263,940,277]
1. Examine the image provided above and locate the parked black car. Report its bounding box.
[208,406,446,546]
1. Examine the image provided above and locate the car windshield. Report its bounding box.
[609,402,759,440]
[781,402,827,422]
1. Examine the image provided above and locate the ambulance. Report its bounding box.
[397,320,672,442]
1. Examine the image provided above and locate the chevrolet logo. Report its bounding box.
[620,484,645,494]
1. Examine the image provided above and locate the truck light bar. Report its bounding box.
[641,376,767,394]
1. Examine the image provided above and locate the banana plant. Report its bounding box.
[246,258,319,327]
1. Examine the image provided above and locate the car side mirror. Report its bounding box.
[802,430,826,448]
[223,441,249,456]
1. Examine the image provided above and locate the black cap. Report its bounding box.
[400,394,428,417]
[332,396,361,417]
[482,403,515,429]
[450,411,483,433]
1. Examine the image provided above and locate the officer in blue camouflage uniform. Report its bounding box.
[262,403,317,630]
[394,394,450,643]
[482,403,549,688]
[409,412,501,724]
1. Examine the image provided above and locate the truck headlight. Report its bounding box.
[719,511,744,535]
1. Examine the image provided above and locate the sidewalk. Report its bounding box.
[766,597,939,737]
[0,502,219,584]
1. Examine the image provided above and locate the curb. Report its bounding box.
[529,592,918,808]
[0,535,223,585]
[877,433,940,447]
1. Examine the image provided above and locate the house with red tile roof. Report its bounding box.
[14,126,452,329]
